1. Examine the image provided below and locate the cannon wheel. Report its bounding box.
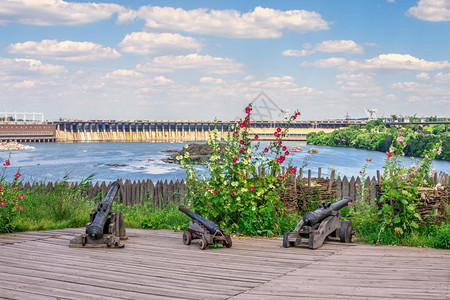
[199,237,207,250]
[339,220,353,243]
[183,231,192,245]
[225,238,232,248]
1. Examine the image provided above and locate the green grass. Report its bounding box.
[2,180,448,250]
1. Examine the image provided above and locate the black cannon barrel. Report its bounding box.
[179,205,221,234]
[302,197,352,227]
[87,181,120,239]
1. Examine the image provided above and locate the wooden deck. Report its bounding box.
[0,228,449,299]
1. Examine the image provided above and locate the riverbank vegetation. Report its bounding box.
[306,119,449,160]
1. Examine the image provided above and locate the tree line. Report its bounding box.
[306,119,449,160]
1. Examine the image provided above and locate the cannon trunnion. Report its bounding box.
[179,205,232,250]
[283,197,354,249]
[69,181,127,248]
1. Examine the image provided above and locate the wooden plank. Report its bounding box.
[0,229,448,300]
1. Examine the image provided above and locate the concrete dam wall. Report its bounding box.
[55,120,360,143]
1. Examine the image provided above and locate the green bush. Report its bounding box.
[433,224,450,249]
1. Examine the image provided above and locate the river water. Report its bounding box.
[1,142,449,183]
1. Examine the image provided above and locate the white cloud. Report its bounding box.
[251,76,298,90]
[304,57,348,68]
[118,6,329,38]
[8,40,121,61]
[200,77,225,84]
[282,49,309,57]
[336,73,383,97]
[408,0,450,22]
[304,54,450,72]
[416,72,430,80]
[434,72,450,83]
[119,32,202,55]
[284,40,363,57]
[136,54,244,74]
[0,56,66,75]
[0,0,124,26]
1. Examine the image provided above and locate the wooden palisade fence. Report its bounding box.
[19,167,448,210]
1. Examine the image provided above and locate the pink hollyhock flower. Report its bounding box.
[279,175,285,180]
[15,172,21,179]
[20,194,24,200]
[396,136,404,142]
[249,186,254,192]
[15,205,20,209]
[0,201,5,206]
[421,193,426,200]
[20,207,23,212]
[232,190,236,194]
[347,201,353,206]
[290,168,296,173]
[410,163,416,168]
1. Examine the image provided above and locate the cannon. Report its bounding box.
[179,205,232,250]
[69,181,127,248]
[283,197,354,249]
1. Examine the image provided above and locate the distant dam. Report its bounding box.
[54,120,365,143]
[0,119,367,143]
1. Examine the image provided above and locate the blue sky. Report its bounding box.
[0,0,449,121]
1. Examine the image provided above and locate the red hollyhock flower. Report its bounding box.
[276,128,281,132]
[4,159,10,166]
[233,157,238,163]
[282,146,287,151]
[14,172,21,179]
[254,135,259,140]
[285,151,290,156]
[264,147,269,153]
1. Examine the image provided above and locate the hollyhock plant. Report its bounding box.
[1,158,25,233]
[179,104,300,235]
[378,134,442,239]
